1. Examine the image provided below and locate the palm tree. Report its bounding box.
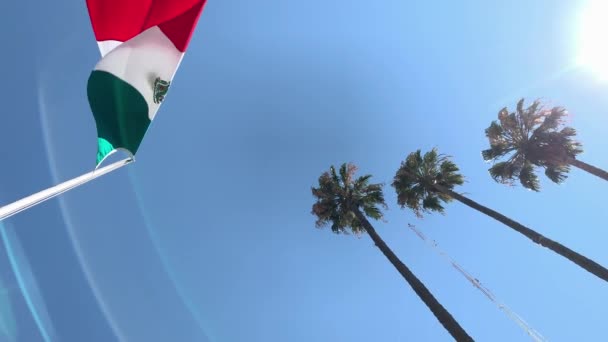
[392,148,608,283]
[482,98,608,191]
[312,163,474,342]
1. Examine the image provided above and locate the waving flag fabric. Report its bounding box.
[86,0,207,165]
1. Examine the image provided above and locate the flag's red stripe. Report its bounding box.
[158,0,207,52]
[86,0,206,51]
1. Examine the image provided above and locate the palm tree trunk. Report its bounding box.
[432,183,608,283]
[353,209,474,342]
[568,158,608,182]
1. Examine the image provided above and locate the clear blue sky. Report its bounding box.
[1,0,607,341]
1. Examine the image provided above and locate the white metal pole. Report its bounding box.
[0,157,133,221]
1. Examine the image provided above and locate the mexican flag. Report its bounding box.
[86,0,207,165]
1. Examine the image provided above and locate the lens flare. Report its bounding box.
[0,222,54,342]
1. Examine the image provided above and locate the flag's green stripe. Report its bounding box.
[96,137,115,165]
[87,70,150,164]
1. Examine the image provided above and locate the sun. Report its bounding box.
[577,0,608,80]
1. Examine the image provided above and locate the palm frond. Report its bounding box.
[522,99,543,132]
[518,162,540,191]
[422,195,445,214]
[544,165,570,184]
[485,121,504,143]
[537,106,566,132]
[516,98,525,117]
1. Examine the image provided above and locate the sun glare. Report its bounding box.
[577,0,608,80]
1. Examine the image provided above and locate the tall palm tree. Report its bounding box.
[312,163,474,342]
[482,98,608,191]
[392,148,608,283]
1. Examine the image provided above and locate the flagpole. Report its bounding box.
[0,157,134,221]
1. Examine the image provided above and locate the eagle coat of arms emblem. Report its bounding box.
[153,77,171,104]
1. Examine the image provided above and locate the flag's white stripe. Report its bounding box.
[0,158,133,221]
[94,26,184,120]
[97,40,123,57]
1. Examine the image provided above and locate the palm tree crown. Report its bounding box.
[392,148,464,217]
[482,98,583,191]
[311,163,475,341]
[311,163,387,235]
